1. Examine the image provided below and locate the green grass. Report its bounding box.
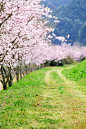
[50,71,64,84]
[62,59,86,92]
[0,65,86,129]
[50,71,65,94]
[45,68,86,129]
[0,68,51,129]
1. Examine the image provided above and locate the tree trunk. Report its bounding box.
[20,66,22,79]
[25,65,28,75]
[8,73,13,87]
[3,83,7,90]
[8,79,13,87]
[1,65,8,90]
[16,66,19,81]
[8,67,13,87]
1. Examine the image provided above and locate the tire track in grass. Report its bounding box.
[44,69,56,87]
[44,67,86,129]
[23,67,86,128]
[57,68,86,102]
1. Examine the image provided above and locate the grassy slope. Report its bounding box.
[0,68,51,129]
[45,69,86,129]
[63,59,86,91]
[0,64,86,129]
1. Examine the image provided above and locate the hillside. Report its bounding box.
[63,59,86,86]
[53,0,86,45]
[57,0,86,22]
[42,0,72,8]
[0,64,86,128]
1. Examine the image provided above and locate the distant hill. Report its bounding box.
[57,0,86,22]
[52,0,86,45]
[42,0,72,8]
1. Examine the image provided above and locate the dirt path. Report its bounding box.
[43,67,86,129]
[0,82,3,90]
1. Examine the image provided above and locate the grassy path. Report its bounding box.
[43,67,86,129]
[57,67,86,102]
[0,66,86,129]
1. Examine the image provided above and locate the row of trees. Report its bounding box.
[0,0,58,90]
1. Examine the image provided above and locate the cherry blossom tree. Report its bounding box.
[0,0,57,89]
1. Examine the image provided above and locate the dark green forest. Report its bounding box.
[42,0,72,8]
[54,0,86,45]
[42,0,86,45]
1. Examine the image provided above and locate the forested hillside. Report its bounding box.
[53,0,86,45]
[42,0,72,8]
[57,0,86,22]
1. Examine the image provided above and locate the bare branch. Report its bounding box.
[0,13,12,27]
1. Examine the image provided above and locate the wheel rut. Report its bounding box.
[42,67,86,129]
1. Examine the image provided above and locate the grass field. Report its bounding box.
[63,59,86,93]
[0,61,86,129]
